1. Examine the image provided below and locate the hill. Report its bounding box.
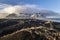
[0,19,60,40]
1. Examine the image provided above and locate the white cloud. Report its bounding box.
[0,3,12,9]
[0,3,42,18]
[0,4,41,14]
[0,3,59,18]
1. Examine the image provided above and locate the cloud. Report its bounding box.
[0,3,42,18]
[0,3,12,9]
[0,3,59,18]
[0,4,41,14]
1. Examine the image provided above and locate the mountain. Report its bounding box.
[0,10,60,19]
[6,13,17,17]
[39,10,59,16]
[0,19,60,40]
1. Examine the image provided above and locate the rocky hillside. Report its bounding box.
[0,19,60,40]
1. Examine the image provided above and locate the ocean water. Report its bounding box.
[37,18,60,22]
[47,18,60,22]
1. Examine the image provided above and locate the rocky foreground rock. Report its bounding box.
[0,19,60,40]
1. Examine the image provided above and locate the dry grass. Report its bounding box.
[0,19,60,40]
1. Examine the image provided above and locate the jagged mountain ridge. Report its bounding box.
[0,10,59,18]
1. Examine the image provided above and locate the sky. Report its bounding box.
[0,0,60,13]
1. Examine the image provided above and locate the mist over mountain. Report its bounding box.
[39,10,59,16]
[0,4,60,18]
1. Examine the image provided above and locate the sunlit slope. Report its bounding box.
[0,19,60,40]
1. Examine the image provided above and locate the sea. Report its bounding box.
[37,18,60,23]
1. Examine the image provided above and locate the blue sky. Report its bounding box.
[0,0,60,13]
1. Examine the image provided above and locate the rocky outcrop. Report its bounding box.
[0,19,60,40]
